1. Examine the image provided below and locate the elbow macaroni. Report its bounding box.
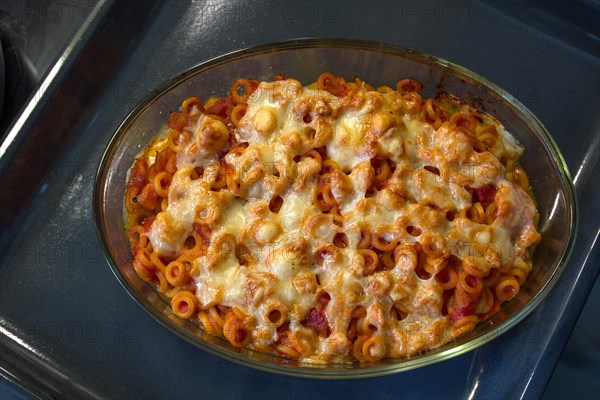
[124,73,541,363]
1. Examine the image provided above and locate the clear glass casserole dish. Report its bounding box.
[94,38,577,378]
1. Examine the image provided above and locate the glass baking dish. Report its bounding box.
[94,38,577,378]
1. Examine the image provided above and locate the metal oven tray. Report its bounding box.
[1,0,598,398]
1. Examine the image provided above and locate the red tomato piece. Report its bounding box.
[301,308,330,337]
[168,112,188,131]
[473,185,497,204]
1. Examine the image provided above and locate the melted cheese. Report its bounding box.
[278,188,314,232]
[195,254,246,308]
[328,116,370,171]
[220,200,245,238]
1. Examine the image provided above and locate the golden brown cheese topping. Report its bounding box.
[125,74,541,363]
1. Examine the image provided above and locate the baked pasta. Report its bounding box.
[125,73,541,363]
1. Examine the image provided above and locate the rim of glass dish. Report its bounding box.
[94,38,578,379]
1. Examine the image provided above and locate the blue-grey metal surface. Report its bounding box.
[1,0,598,398]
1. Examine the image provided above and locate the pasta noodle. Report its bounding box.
[124,73,541,363]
